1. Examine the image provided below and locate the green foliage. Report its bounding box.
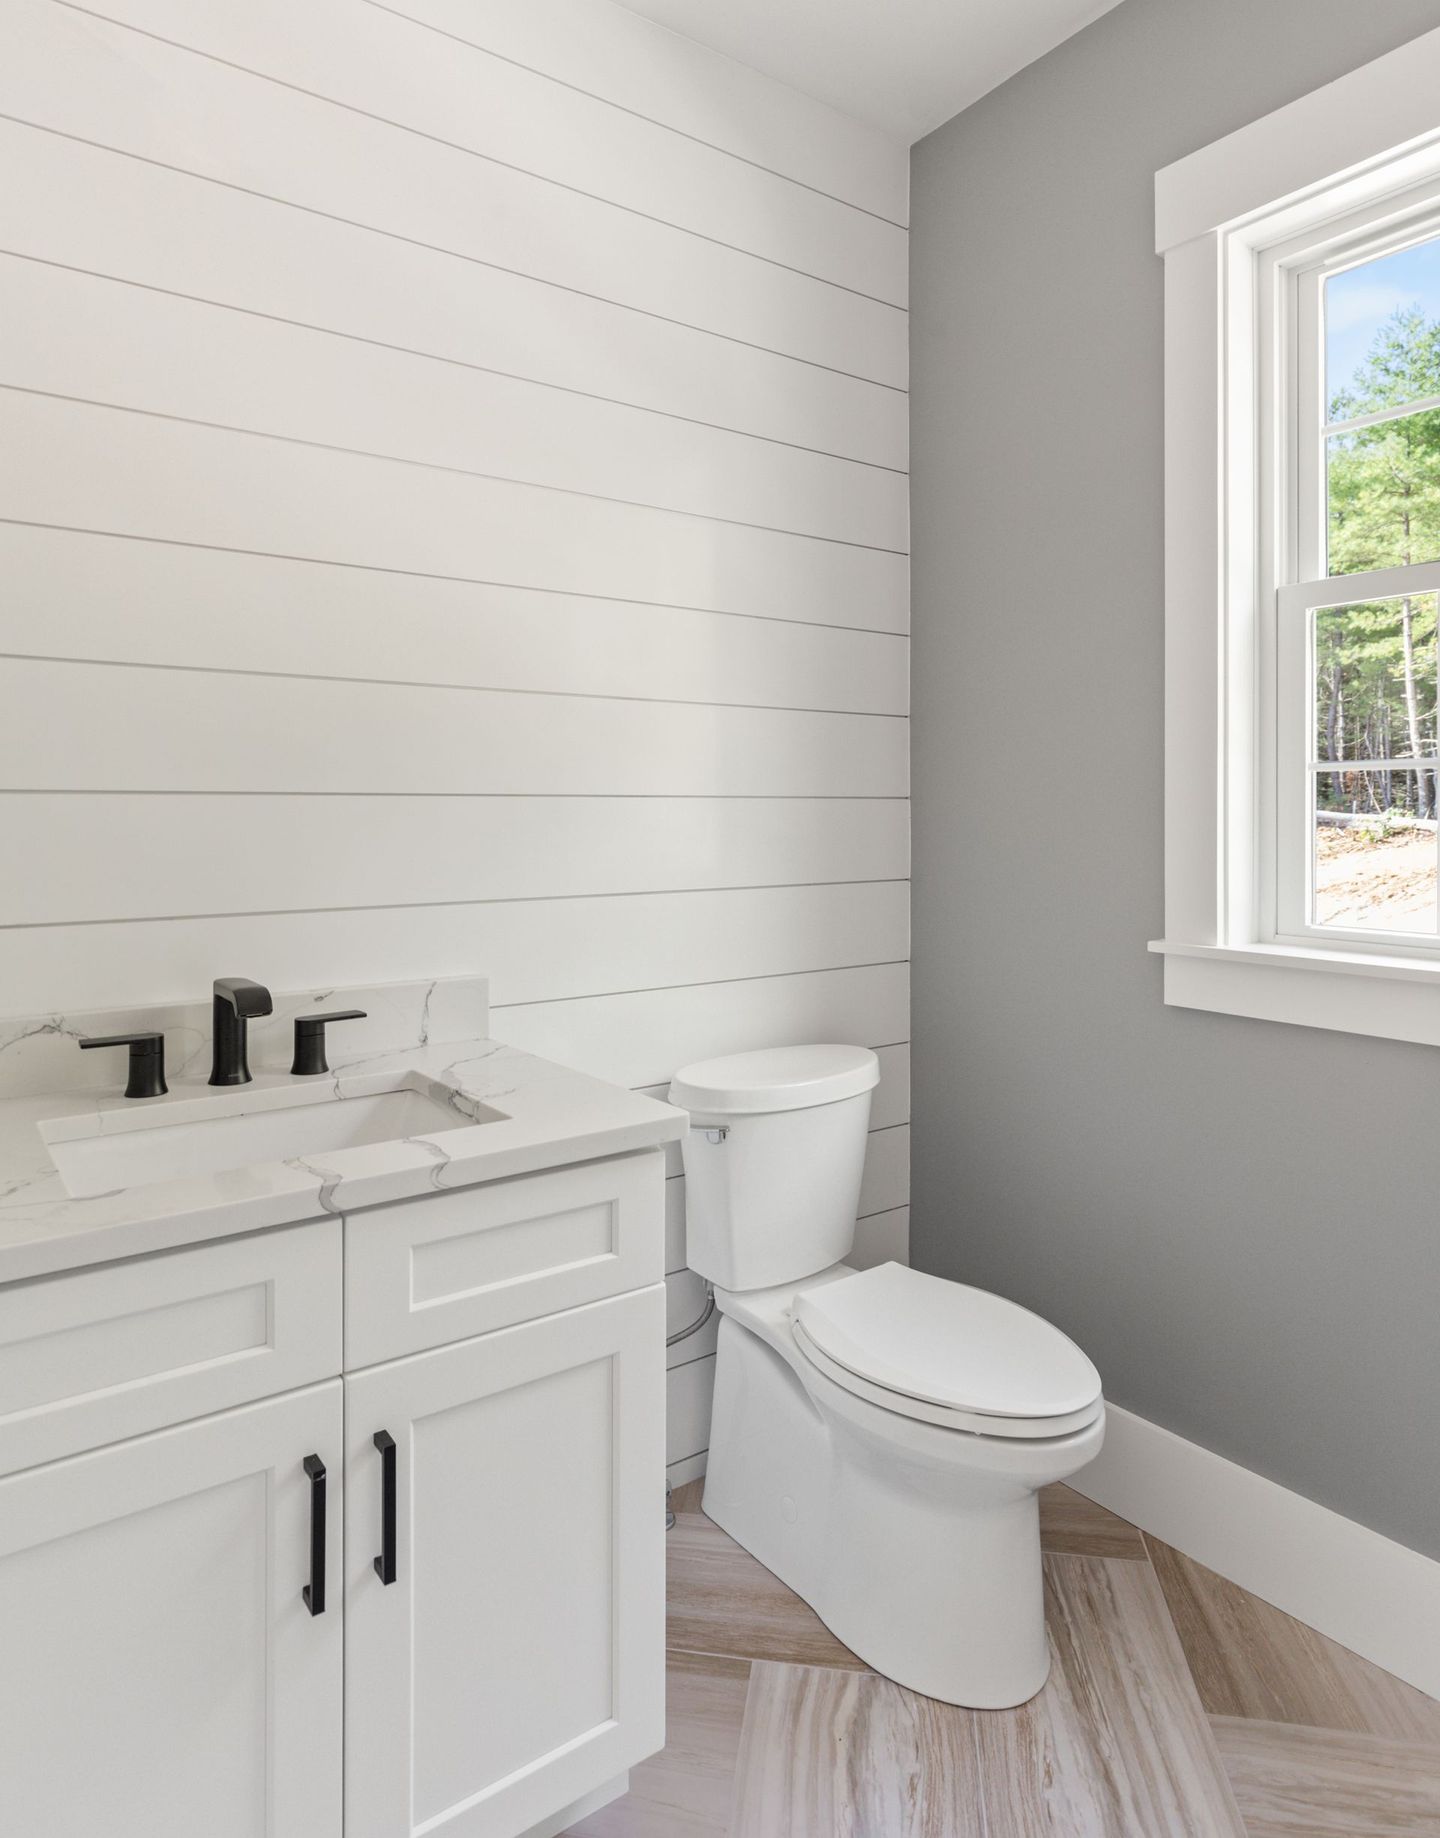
[1353,808,1408,843]
[1318,306,1440,816]
[1328,310,1440,575]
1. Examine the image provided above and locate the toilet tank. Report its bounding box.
[669,1045,879,1292]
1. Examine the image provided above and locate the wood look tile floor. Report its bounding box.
[566,1481,1440,1838]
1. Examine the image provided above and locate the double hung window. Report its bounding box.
[1155,27,1440,1045]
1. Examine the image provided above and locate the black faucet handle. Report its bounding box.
[291,1010,367,1077]
[80,1031,168,1100]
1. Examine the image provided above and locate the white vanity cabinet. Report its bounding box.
[0,1147,667,1838]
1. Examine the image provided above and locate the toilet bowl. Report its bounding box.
[669,1045,1104,1709]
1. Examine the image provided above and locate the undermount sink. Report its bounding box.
[41,1080,504,1200]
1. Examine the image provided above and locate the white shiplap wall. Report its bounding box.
[0,0,909,1482]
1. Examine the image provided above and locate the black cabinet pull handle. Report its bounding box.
[302,1454,327,1615]
[373,1431,397,1585]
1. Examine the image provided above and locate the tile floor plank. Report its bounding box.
[1147,1537,1440,1743]
[1212,1716,1440,1836]
[974,1554,1247,1837]
[669,1479,705,1517]
[1038,1484,1147,1560]
[666,1510,866,1672]
[729,1660,986,1838]
[564,1649,751,1837]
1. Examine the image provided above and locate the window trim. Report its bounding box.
[1153,23,1440,1048]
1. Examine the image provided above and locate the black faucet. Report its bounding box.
[210,977,273,1086]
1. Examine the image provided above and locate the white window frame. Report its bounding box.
[1154,22,1440,1049]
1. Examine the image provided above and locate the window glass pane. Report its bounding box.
[1326,235,1440,418]
[1327,408,1440,573]
[1313,594,1438,767]
[1313,769,1438,934]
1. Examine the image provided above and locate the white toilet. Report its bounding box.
[669,1043,1104,1709]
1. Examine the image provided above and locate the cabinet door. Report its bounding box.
[0,1381,344,1838]
[345,1286,666,1838]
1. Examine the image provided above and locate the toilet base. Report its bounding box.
[701,1313,1105,1709]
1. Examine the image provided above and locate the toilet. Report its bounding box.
[669,1043,1104,1709]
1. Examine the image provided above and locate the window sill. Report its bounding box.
[1149,938,1440,1049]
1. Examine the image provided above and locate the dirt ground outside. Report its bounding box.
[1314,819,1439,932]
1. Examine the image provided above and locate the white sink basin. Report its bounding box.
[42,1081,502,1199]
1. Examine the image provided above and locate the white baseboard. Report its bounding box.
[666,1448,709,1490]
[1071,1404,1440,1700]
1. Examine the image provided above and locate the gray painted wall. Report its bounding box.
[911,0,1440,1559]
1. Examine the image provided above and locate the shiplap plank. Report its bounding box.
[666,1352,716,1466]
[857,1124,910,1220]
[0,529,907,716]
[0,395,909,633]
[490,963,909,1089]
[0,793,907,927]
[0,661,906,797]
[371,0,908,224]
[4,1,905,384]
[0,125,905,468]
[494,884,909,1010]
[0,883,906,1011]
[81,0,907,304]
[0,258,905,549]
[851,1207,910,1269]
[487,878,916,1007]
[868,1044,911,1131]
[0,913,908,1020]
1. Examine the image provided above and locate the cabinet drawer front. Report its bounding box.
[0,1221,341,1476]
[344,1152,664,1366]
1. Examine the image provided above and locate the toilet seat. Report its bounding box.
[791,1320,1103,1438]
[792,1262,1103,1439]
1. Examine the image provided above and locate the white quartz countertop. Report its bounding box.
[0,1033,687,1285]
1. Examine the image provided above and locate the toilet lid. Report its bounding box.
[793,1262,1101,1422]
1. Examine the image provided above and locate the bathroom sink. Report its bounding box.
[40,1080,502,1199]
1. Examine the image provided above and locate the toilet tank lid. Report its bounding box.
[669,1044,879,1115]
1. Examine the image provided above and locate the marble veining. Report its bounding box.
[0,976,687,1284]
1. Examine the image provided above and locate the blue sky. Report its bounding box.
[1327,237,1440,405]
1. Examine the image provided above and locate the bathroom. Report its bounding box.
[2,0,1439,1830]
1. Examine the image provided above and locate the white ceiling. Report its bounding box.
[617,0,1123,144]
